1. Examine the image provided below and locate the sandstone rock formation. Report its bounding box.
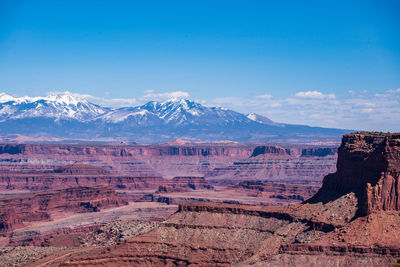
[157,176,214,193]
[310,132,400,216]
[35,133,400,266]
[0,170,166,191]
[0,143,337,183]
[54,162,110,175]
[234,180,319,201]
[0,186,127,233]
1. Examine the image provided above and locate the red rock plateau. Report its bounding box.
[0,142,337,183]
[25,132,400,266]
[0,142,337,207]
[0,186,127,233]
[0,162,165,191]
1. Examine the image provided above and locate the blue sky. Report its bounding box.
[0,0,399,131]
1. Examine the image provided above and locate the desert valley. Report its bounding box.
[0,132,398,266]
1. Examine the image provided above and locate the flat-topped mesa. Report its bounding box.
[310,132,400,215]
[300,147,337,157]
[54,161,110,175]
[250,145,288,157]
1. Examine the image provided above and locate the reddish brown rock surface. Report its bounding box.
[54,162,110,175]
[0,143,337,183]
[0,186,127,233]
[31,132,400,266]
[0,170,166,191]
[233,180,320,201]
[310,132,400,216]
[157,176,214,193]
[0,143,336,207]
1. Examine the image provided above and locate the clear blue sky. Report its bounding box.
[0,0,400,130]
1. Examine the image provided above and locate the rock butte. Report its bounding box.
[23,132,400,266]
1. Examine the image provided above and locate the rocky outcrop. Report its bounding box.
[156,177,214,193]
[250,145,288,157]
[300,147,337,157]
[234,180,320,201]
[167,176,214,190]
[0,186,127,233]
[0,209,22,233]
[54,162,110,175]
[310,132,400,215]
[0,144,25,154]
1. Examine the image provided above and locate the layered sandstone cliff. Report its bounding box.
[0,143,337,183]
[310,132,400,215]
[157,176,214,193]
[234,180,319,201]
[36,133,400,267]
[0,186,127,233]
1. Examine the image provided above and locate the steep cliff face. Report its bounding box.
[0,143,337,183]
[0,209,22,232]
[54,162,110,175]
[0,186,127,233]
[0,144,25,154]
[311,133,400,215]
[300,147,337,157]
[234,181,319,201]
[250,145,288,157]
[0,171,166,191]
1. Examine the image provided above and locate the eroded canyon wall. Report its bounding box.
[0,143,338,183]
[42,132,400,267]
[0,186,127,233]
[311,132,400,215]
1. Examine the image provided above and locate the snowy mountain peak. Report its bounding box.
[0,93,16,103]
[45,91,88,106]
[0,91,88,106]
[0,92,34,103]
[0,91,106,121]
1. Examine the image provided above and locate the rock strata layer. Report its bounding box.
[0,186,127,233]
[35,133,400,266]
[310,132,400,215]
[0,143,337,183]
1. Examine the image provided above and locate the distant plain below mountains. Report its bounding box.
[0,92,351,143]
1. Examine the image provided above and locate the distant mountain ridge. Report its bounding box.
[0,92,351,143]
[0,92,107,121]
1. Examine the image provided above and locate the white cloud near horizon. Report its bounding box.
[209,88,400,132]
[294,90,336,99]
[255,94,273,99]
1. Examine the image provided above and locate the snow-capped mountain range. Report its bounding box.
[0,92,107,121]
[0,92,350,143]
